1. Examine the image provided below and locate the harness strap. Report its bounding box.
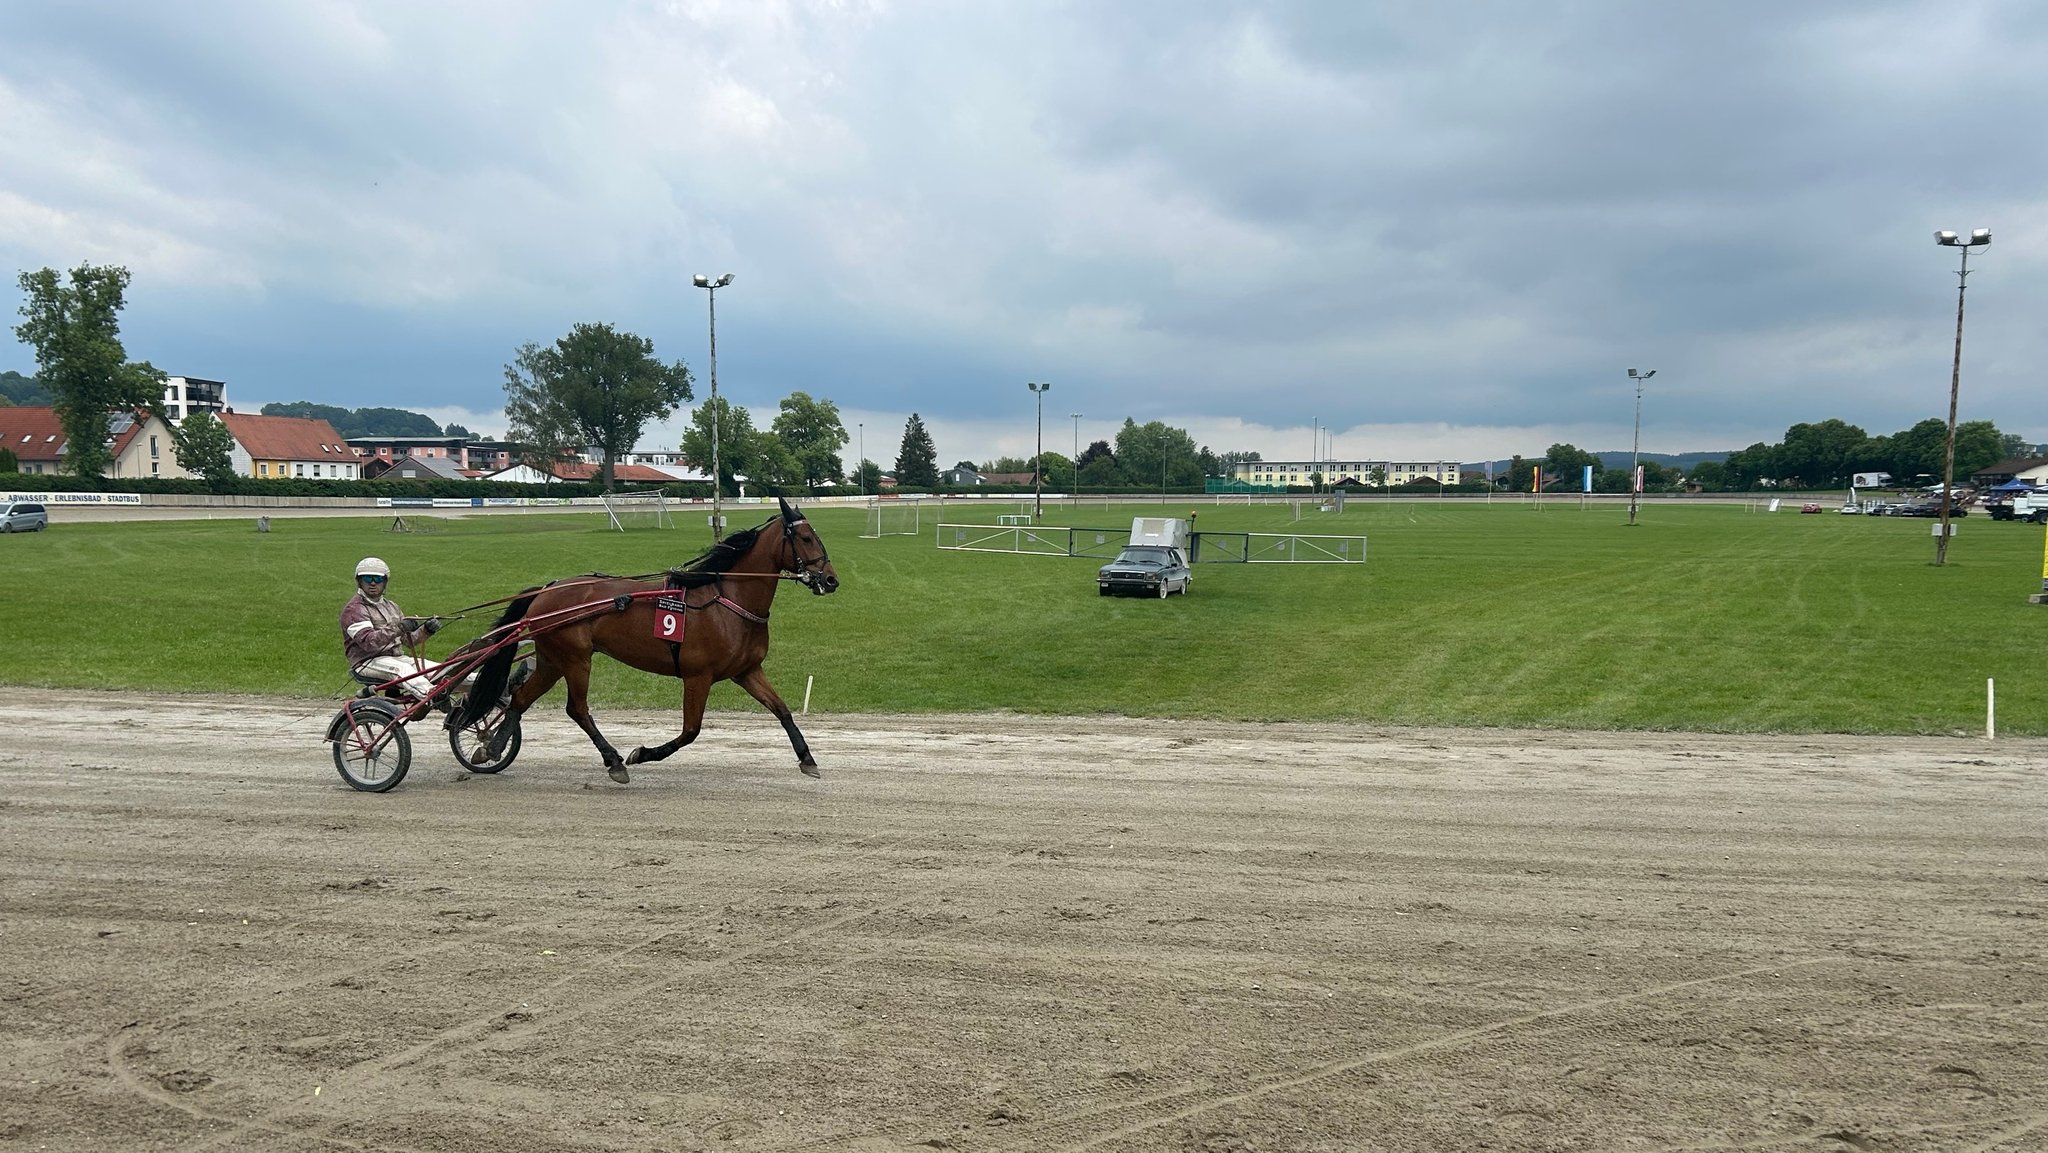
[715,595,770,624]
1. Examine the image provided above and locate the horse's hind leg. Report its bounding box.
[733,666,819,778]
[558,655,631,783]
[627,675,710,766]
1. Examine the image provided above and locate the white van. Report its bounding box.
[1,501,49,532]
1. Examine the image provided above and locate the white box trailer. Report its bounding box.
[1127,517,1190,549]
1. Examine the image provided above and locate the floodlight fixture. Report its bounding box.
[1027,382,1051,519]
[1626,367,1661,527]
[1931,228,1991,564]
[693,272,737,539]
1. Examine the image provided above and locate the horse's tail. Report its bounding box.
[454,589,541,728]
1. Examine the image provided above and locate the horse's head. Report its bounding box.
[777,497,839,595]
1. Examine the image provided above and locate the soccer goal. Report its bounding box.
[862,497,933,538]
[602,491,675,532]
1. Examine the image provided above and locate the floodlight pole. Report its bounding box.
[857,422,864,497]
[692,272,735,540]
[1626,368,1657,526]
[1027,382,1050,519]
[1933,229,1990,565]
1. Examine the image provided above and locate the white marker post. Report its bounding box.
[1986,677,1995,740]
[803,674,814,716]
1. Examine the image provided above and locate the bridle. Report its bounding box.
[779,515,833,593]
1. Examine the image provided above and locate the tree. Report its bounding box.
[170,411,238,490]
[1113,418,1200,490]
[1777,419,1869,488]
[1543,443,1601,490]
[849,459,882,492]
[895,414,938,487]
[502,322,692,492]
[1078,454,1121,488]
[0,446,17,472]
[443,422,474,439]
[747,427,803,489]
[769,391,848,487]
[13,263,165,477]
[681,396,758,493]
[1688,460,1728,490]
[1035,450,1073,488]
[1722,442,1780,489]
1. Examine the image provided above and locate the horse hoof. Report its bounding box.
[799,761,820,779]
[608,765,631,784]
[625,747,646,765]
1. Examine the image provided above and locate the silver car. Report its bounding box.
[1,501,48,533]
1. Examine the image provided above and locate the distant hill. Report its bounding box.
[1,370,52,406]
[1466,451,1732,473]
[260,402,448,439]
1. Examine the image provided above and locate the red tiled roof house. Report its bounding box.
[216,413,360,480]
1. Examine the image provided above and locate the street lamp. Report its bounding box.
[1626,368,1657,526]
[1070,413,1082,503]
[1027,381,1050,519]
[692,272,734,540]
[1932,228,1991,566]
[857,421,864,497]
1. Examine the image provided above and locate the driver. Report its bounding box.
[340,557,445,702]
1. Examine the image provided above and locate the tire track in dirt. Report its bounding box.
[114,831,931,1153]
[981,959,1834,1152]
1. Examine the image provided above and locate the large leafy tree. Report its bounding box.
[1113,418,1201,490]
[895,414,938,487]
[13,263,165,477]
[681,395,758,492]
[769,391,848,486]
[1543,443,1601,490]
[1777,419,1871,488]
[170,411,238,489]
[503,322,692,492]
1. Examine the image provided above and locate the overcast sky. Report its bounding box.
[3,1,2042,469]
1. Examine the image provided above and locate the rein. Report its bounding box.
[426,511,822,624]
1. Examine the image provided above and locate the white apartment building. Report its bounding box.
[161,376,228,422]
[1229,458,1458,487]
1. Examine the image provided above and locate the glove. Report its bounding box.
[423,616,444,637]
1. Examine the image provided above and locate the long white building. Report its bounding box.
[1229,458,1458,487]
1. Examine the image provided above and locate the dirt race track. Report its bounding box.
[2,690,2044,1153]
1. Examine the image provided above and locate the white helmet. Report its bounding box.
[354,557,390,579]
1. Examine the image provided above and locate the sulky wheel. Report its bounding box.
[329,699,412,792]
[448,705,522,774]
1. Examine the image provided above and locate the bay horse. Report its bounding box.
[456,497,839,784]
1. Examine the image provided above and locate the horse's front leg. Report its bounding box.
[558,656,631,783]
[733,666,819,778]
[627,674,710,766]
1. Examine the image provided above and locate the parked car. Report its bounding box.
[0,501,48,533]
[1800,503,1824,514]
[1097,544,1192,598]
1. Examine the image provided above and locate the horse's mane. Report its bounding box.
[658,509,794,588]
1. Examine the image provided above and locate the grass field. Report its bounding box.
[4,498,2045,735]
